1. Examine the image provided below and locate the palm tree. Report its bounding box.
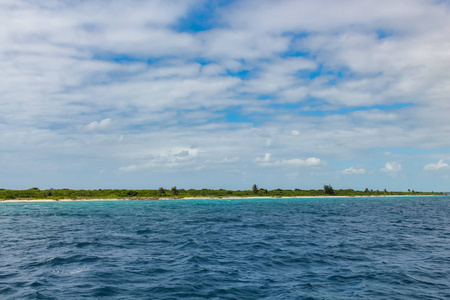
[252,184,259,194]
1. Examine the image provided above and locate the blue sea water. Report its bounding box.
[1,196,449,299]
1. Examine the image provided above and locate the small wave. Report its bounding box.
[92,285,121,297]
[1,196,449,299]
[51,266,89,276]
[76,241,94,248]
[24,254,101,271]
[136,229,152,235]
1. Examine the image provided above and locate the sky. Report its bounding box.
[1,0,450,191]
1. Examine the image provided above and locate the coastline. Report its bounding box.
[0,194,445,203]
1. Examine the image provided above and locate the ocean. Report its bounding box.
[1,196,449,299]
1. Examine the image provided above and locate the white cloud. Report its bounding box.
[255,153,272,165]
[219,157,240,163]
[351,110,398,122]
[118,148,199,172]
[200,29,290,60]
[280,86,309,103]
[275,157,324,167]
[381,161,402,174]
[256,154,324,167]
[1,0,450,190]
[424,160,449,171]
[118,164,139,172]
[342,167,366,175]
[83,118,112,131]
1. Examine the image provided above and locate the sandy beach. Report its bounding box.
[0,194,442,203]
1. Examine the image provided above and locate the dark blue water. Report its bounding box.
[1,196,449,299]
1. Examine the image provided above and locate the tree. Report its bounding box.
[171,186,179,196]
[252,184,259,194]
[127,190,138,197]
[324,184,335,195]
[158,187,165,196]
[364,188,369,193]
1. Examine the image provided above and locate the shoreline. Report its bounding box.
[0,194,446,203]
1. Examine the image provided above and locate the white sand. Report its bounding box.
[0,194,439,203]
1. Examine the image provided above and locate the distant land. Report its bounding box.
[0,186,444,201]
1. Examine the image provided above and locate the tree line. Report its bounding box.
[0,185,442,200]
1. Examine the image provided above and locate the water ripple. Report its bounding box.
[0,196,449,299]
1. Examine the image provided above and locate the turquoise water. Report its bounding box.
[1,196,449,299]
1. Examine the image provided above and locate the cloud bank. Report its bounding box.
[424,160,449,171]
[1,0,450,191]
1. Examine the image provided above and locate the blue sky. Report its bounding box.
[1,0,450,191]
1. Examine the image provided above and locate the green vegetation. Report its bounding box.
[323,184,335,195]
[0,186,443,200]
[171,186,179,196]
[252,184,259,194]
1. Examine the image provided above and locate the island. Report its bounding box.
[0,185,444,201]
